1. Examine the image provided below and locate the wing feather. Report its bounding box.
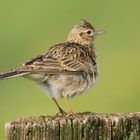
[22,43,90,74]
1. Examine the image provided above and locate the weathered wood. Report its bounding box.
[5,112,140,140]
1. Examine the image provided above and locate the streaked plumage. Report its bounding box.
[0,19,103,115]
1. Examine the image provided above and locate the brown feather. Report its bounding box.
[0,19,100,100]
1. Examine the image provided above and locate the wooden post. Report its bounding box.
[5,112,140,140]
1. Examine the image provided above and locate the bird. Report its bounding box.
[0,19,104,116]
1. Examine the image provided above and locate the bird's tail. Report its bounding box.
[0,70,28,80]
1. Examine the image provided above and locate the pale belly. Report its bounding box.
[38,74,96,99]
[23,63,99,99]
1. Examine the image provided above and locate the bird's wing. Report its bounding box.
[21,43,90,74]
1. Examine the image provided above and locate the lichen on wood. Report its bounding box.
[5,112,140,140]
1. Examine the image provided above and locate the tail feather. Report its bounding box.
[0,70,28,80]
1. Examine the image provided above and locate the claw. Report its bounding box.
[55,110,67,116]
[66,111,76,118]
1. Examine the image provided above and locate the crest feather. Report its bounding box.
[80,19,95,30]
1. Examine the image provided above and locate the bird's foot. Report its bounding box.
[55,108,67,117]
[66,111,76,118]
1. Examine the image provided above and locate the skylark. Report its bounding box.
[0,19,104,116]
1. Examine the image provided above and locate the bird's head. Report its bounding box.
[67,19,104,46]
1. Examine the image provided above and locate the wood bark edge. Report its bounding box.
[5,112,140,140]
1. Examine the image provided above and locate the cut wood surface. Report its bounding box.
[5,112,140,140]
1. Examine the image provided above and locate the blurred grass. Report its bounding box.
[0,0,140,139]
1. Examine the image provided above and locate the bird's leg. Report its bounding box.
[52,97,66,116]
[62,94,76,117]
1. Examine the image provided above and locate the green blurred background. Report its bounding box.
[0,0,140,139]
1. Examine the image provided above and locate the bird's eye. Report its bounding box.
[86,30,91,34]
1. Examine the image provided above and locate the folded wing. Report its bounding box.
[22,43,90,75]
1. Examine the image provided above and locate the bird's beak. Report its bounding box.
[95,30,106,36]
